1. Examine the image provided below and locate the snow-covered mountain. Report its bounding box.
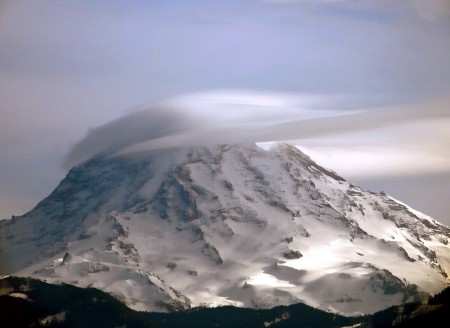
[1,143,449,315]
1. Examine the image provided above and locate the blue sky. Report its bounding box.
[0,0,449,222]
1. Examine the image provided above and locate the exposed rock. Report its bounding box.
[283,250,303,259]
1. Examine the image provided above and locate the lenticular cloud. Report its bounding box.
[63,91,348,167]
[64,90,450,169]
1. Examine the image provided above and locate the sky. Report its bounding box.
[0,0,449,224]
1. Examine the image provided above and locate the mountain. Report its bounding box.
[1,143,449,315]
[2,276,450,328]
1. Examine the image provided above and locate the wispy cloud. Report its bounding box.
[409,0,450,21]
[264,0,450,21]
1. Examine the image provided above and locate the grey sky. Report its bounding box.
[0,0,449,223]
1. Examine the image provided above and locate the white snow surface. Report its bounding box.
[1,143,449,315]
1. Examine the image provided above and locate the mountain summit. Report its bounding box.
[1,144,449,314]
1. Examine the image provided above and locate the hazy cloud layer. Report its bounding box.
[1,0,450,98]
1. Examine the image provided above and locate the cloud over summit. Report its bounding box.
[64,91,450,177]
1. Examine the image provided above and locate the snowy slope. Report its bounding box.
[1,144,449,315]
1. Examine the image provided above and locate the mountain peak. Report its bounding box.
[1,143,449,314]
